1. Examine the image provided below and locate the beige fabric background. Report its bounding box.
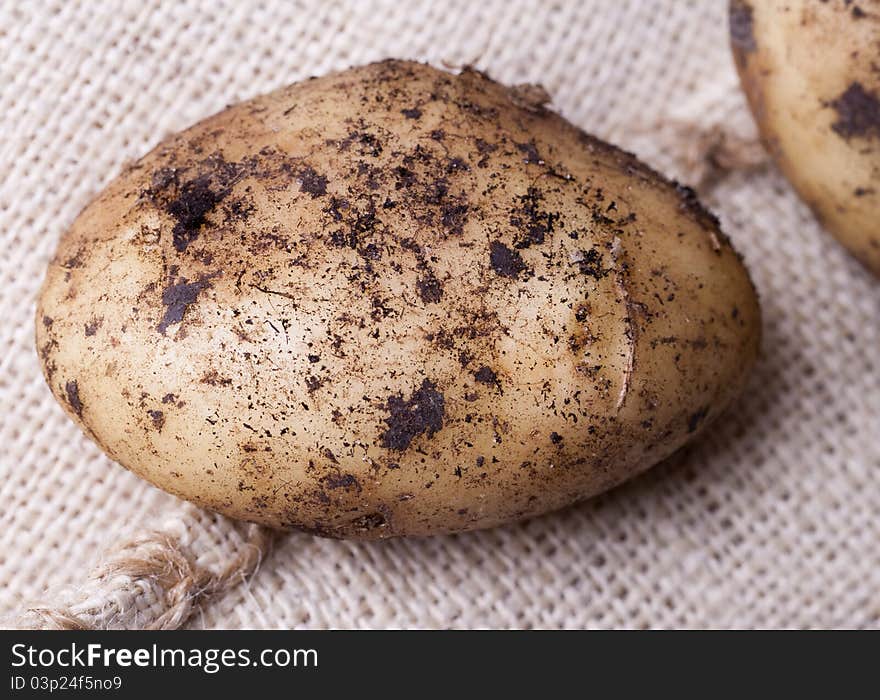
[2,0,878,629]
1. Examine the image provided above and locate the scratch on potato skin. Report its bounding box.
[611,237,635,413]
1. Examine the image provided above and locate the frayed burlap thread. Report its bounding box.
[16,507,275,630]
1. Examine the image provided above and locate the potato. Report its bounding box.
[731,0,880,275]
[36,60,760,538]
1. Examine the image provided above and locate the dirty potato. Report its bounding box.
[36,60,761,538]
[731,0,880,275]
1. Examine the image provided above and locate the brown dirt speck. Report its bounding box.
[201,369,233,386]
[65,380,83,417]
[298,165,328,197]
[381,379,445,451]
[157,276,212,334]
[147,409,165,430]
[416,274,443,303]
[167,175,223,252]
[829,82,880,140]
[84,317,103,337]
[324,473,361,492]
[489,240,527,278]
[473,365,499,387]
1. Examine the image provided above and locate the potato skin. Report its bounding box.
[36,60,760,539]
[731,0,880,275]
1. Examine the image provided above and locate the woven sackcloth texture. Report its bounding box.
[1,0,878,629]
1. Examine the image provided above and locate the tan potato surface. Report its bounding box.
[37,61,760,538]
[732,0,880,274]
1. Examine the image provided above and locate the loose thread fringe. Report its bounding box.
[20,522,275,630]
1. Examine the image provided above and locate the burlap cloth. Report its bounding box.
[2,0,878,629]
